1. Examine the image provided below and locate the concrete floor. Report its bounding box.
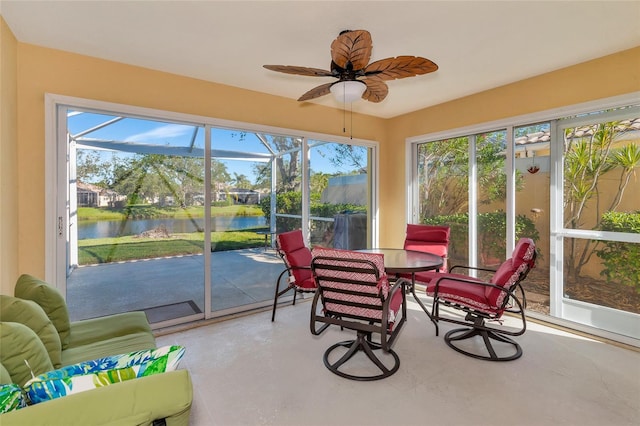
[157,299,640,426]
[66,248,286,322]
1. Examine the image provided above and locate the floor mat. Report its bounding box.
[143,300,202,323]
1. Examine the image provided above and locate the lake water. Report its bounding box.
[78,216,267,239]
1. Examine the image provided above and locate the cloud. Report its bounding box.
[125,124,195,143]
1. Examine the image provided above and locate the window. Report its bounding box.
[46,95,378,328]
[409,99,640,346]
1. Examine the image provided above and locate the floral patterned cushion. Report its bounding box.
[24,345,185,404]
[0,384,26,413]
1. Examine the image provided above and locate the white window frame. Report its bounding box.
[405,91,640,347]
[44,94,379,319]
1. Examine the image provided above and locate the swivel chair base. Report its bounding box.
[445,327,522,361]
[323,331,400,381]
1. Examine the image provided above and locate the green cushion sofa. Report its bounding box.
[0,274,193,425]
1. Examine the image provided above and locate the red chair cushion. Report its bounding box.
[425,238,536,316]
[486,238,535,307]
[405,224,450,244]
[404,224,450,271]
[426,273,494,313]
[277,230,314,289]
[387,284,404,329]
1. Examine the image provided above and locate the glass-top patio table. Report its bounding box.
[357,248,443,276]
[357,248,443,324]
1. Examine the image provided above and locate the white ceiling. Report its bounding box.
[2,1,639,119]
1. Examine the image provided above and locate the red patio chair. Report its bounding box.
[271,230,316,322]
[426,237,536,361]
[310,247,408,381]
[402,224,451,285]
[401,224,450,328]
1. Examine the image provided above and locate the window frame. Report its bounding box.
[405,91,640,347]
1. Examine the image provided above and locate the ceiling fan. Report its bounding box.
[263,29,438,103]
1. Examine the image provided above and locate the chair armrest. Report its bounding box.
[431,274,523,312]
[431,274,506,295]
[449,264,497,274]
[276,265,311,285]
[386,276,408,298]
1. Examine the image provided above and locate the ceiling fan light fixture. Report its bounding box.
[330,80,366,103]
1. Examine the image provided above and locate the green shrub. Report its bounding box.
[259,191,365,234]
[596,211,640,293]
[423,211,539,263]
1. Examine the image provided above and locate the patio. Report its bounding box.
[66,248,288,323]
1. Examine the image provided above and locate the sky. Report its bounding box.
[67,110,359,185]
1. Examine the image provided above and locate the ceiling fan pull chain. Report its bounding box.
[342,97,347,134]
[350,102,353,140]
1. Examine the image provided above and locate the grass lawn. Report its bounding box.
[78,229,268,265]
[78,205,263,221]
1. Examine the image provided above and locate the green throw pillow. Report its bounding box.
[24,345,185,405]
[0,383,26,414]
[15,274,71,348]
[0,295,62,368]
[0,322,54,387]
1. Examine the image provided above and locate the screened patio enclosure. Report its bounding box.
[56,101,375,328]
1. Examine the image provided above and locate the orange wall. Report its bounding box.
[1,15,639,294]
[0,17,19,294]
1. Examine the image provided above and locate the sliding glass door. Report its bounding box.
[208,129,288,314]
[553,108,640,338]
[51,97,379,328]
[410,103,640,344]
[64,110,206,324]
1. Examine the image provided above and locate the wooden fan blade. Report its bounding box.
[263,65,334,77]
[362,78,389,103]
[364,56,438,81]
[330,30,372,71]
[297,82,334,101]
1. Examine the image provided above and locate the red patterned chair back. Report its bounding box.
[276,230,315,290]
[310,248,408,379]
[311,247,402,325]
[403,224,450,271]
[487,237,536,309]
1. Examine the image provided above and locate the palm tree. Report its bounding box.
[563,121,640,278]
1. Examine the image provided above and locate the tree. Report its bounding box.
[110,154,205,207]
[211,160,231,189]
[231,172,251,189]
[324,143,366,170]
[246,135,303,192]
[76,150,118,187]
[309,172,330,202]
[418,137,469,217]
[418,132,521,219]
[563,121,640,279]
